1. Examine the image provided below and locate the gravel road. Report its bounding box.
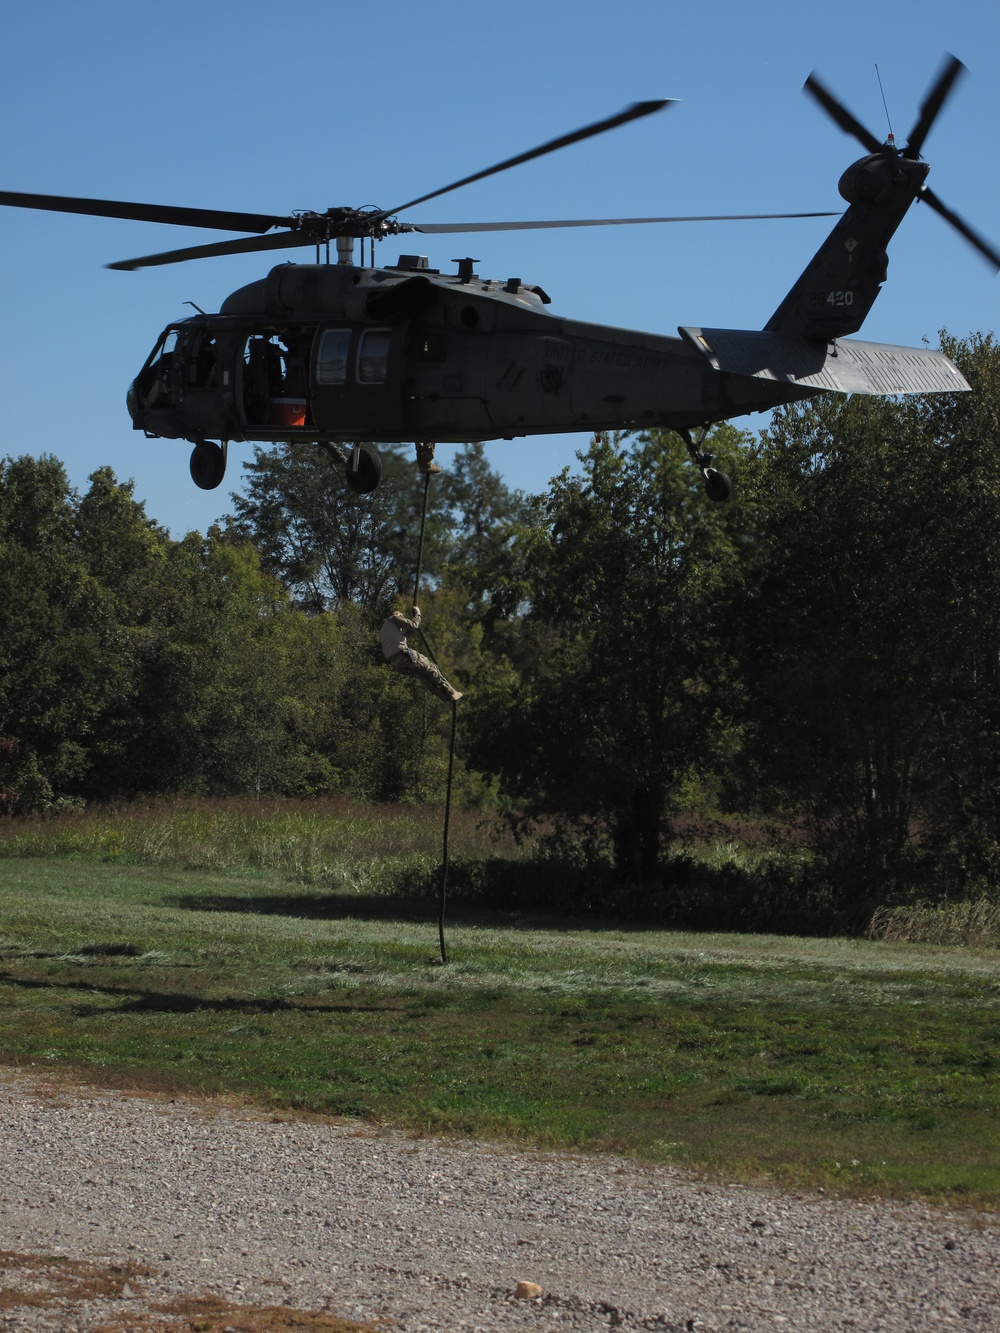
[0,1068,996,1331]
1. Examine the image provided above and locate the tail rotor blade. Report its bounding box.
[905,53,966,157]
[920,186,1000,271]
[804,73,884,154]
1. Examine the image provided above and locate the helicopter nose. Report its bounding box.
[126,380,138,424]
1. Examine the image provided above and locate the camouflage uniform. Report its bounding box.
[380,606,461,704]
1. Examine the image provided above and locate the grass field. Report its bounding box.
[1,808,998,1208]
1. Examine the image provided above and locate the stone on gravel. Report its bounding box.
[514,1280,542,1298]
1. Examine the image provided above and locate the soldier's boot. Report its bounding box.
[416,441,441,475]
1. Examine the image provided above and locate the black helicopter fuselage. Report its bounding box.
[127,257,810,456]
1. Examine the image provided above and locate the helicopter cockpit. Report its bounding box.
[126,311,407,496]
[127,326,184,439]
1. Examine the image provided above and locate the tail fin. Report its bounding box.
[764,154,927,340]
[770,56,999,339]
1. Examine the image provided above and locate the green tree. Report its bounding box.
[901,332,1000,886]
[229,440,529,610]
[464,429,749,883]
[0,457,117,808]
[228,442,455,611]
[125,528,313,795]
[227,439,528,800]
[73,467,174,795]
[737,333,1000,903]
[0,453,454,808]
[441,442,531,571]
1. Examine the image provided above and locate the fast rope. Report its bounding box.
[411,469,456,966]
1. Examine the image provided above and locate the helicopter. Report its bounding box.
[1,56,995,503]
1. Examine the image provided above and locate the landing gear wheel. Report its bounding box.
[680,427,731,504]
[703,467,732,503]
[190,440,226,490]
[345,445,382,495]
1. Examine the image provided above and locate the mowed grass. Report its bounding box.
[1,844,998,1209]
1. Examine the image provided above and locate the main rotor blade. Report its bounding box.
[381,101,674,219]
[0,189,288,234]
[108,229,310,271]
[905,53,966,158]
[404,211,838,234]
[920,186,1000,271]
[804,73,884,154]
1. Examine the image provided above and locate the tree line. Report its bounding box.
[2,333,998,918]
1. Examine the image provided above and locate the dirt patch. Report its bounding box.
[0,1250,381,1332]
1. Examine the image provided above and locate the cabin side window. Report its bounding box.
[357,329,392,385]
[316,329,352,385]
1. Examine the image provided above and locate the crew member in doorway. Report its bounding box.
[381,604,462,704]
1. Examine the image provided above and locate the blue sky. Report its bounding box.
[0,0,996,536]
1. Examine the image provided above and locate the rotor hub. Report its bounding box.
[838,152,928,207]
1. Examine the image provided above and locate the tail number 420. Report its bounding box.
[809,290,855,306]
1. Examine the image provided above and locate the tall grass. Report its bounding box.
[869,898,1000,947]
[0,798,821,930]
[0,796,522,890]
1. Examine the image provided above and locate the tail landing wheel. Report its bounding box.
[703,467,733,503]
[680,428,732,503]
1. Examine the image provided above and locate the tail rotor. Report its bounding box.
[804,53,999,271]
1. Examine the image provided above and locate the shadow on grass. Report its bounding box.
[160,848,836,937]
[0,970,398,1016]
[167,890,443,923]
[163,889,651,936]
